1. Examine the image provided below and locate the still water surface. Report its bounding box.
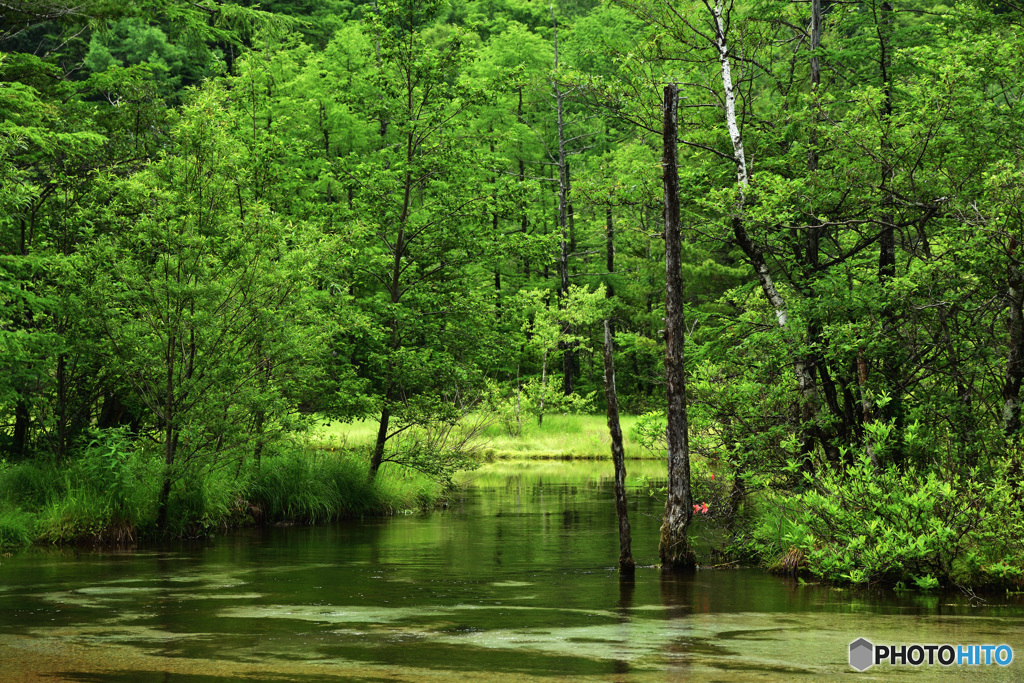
[1,459,1023,681]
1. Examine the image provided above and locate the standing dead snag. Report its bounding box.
[602,319,634,574]
[659,84,696,571]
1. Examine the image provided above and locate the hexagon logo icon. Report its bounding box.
[849,638,874,671]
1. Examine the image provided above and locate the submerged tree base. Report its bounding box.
[659,523,697,572]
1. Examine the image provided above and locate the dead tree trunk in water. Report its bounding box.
[602,320,634,574]
[659,84,696,572]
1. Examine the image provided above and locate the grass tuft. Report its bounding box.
[0,506,35,549]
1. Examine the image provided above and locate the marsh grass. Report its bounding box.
[0,506,34,548]
[318,413,651,460]
[456,457,668,488]
[247,448,440,522]
[0,443,444,549]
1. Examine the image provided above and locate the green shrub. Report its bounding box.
[36,487,125,544]
[773,450,1024,589]
[249,449,348,523]
[0,436,447,548]
[160,464,248,539]
[35,429,158,544]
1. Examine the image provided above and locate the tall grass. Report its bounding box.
[0,506,34,548]
[248,448,442,523]
[0,442,444,550]
[456,457,669,488]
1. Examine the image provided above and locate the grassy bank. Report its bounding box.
[1,411,653,552]
[0,446,443,551]
[319,413,652,460]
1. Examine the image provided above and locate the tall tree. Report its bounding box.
[89,88,324,529]
[346,0,501,477]
[659,84,695,571]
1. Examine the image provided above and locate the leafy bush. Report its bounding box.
[630,411,667,457]
[769,450,1024,589]
[494,378,595,437]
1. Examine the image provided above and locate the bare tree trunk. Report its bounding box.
[371,404,390,476]
[602,320,634,574]
[538,350,548,427]
[659,84,696,572]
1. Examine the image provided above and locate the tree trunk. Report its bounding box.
[1003,249,1024,437]
[518,87,531,278]
[875,0,903,466]
[551,3,575,396]
[371,404,390,476]
[799,0,828,464]
[602,320,634,574]
[538,350,548,427]
[659,84,696,572]
[11,396,29,459]
[156,332,177,532]
[606,206,615,300]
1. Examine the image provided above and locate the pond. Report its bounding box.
[1,458,1023,682]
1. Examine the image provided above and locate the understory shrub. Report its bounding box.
[36,428,156,544]
[752,450,1024,589]
[162,466,248,539]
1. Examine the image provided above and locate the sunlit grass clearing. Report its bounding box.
[315,413,653,459]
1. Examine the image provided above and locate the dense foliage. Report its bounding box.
[2,0,1024,588]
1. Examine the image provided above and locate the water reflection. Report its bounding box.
[0,460,1022,682]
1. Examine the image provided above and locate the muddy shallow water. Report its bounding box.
[1,459,1023,681]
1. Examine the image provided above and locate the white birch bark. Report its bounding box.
[709,0,820,458]
[709,0,790,330]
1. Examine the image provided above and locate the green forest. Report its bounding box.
[3,0,1024,592]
